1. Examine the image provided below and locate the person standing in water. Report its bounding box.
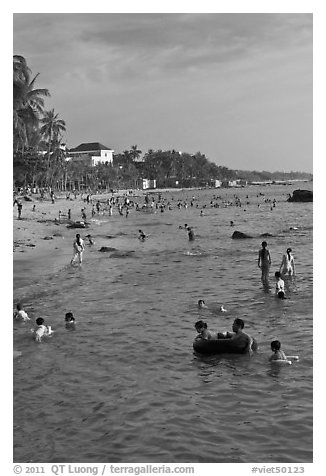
[70,233,85,265]
[279,248,295,277]
[258,241,271,282]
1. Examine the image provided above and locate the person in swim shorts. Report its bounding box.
[258,241,271,282]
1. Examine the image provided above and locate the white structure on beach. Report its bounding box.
[67,142,114,166]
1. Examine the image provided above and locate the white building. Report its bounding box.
[67,142,114,166]
[142,179,157,190]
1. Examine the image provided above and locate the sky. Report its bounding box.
[12,11,313,173]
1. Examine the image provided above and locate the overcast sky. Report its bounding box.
[13,12,312,173]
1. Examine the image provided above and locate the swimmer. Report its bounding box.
[86,234,95,245]
[14,303,30,321]
[275,271,286,299]
[194,320,216,340]
[198,299,207,309]
[220,305,227,312]
[230,221,234,227]
[218,318,253,353]
[33,317,53,342]
[258,241,272,283]
[65,312,76,328]
[138,229,146,241]
[269,340,299,364]
[187,227,195,241]
[279,248,295,277]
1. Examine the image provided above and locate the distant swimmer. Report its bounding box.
[70,234,85,265]
[65,312,76,328]
[86,234,95,245]
[279,248,295,277]
[258,241,271,283]
[269,340,299,364]
[187,227,195,241]
[138,229,146,241]
[275,271,286,299]
[230,221,234,226]
[13,303,30,322]
[198,299,207,309]
[220,305,227,312]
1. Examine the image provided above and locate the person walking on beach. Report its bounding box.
[70,234,85,265]
[258,241,271,282]
[17,200,23,219]
[279,248,295,277]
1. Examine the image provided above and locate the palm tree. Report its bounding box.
[129,144,142,161]
[39,109,66,176]
[13,55,50,154]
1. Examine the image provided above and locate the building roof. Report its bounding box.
[69,142,113,152]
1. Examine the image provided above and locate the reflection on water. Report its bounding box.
[14,184,313,463]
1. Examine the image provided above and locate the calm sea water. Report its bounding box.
[13,183,313,463]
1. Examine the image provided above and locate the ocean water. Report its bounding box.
[13,183,313,463]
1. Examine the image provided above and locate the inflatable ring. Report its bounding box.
[193,336,258,355]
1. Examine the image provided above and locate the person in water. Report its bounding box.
[219,318,253,352]
[34,317,52,342]
[269,340,287,361]
[86,234,95,245]
[275,271,286,299]
[279,248,295,277]
[258,241,272,282]
[194,320,216,340]
[198,299,207,309]
[65,312,76,328]
[187,227,195,241]
[138,229,146,241]
[71,234,85,265]
[14,303,30,321]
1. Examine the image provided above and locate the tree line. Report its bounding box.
[13,56,312,192]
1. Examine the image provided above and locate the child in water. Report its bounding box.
[65,312,76,328]
[198,299,207,309]
[33,317,53,342]
[269,340,299,363]
[269,340,287,361]
[275,271,286,299]
[14,303,30,321]
[194,320,216,340]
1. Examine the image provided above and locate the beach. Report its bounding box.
[13,183,313,463]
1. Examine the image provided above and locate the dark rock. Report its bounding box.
[99,246,118,252]
[232,231,252,239]
[287,189,313,202]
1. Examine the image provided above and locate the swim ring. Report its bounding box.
[193,336,258,355]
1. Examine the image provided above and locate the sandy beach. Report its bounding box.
[12,187,191,292]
